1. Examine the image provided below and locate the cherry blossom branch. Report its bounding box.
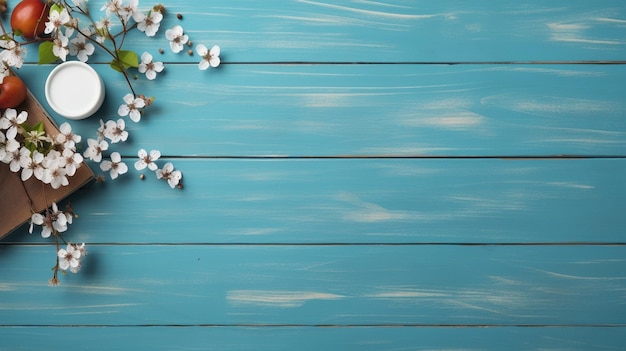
[0,0,211,286]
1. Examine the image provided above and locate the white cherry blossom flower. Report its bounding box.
[49,202,69,233]
[5,147,25,172]
[29,212,51,238]
[56,122,82,149]
[43,149,64,170]
[73,244,87,272]
[62,147,83,176]
[103,118,128,143]
[95,17,112,31]
[137,10,163,37]
[69,34,95,62]
[75,243,88,257]
[83,138,109,162]
[138,52,164,80]
[101,0,123,17]
[49,165,69,189]
[0,108,27,140]
[0,133,7,161]
[18,147,37,181]
[58,243,81,272]
[165,25,188,53]
[29,212,43,234]
[45,8,71,35]
[70,261,82,273]
[0,40,26,68]
[118,93,145,122]
[20,150,46,182]
[44,151,69,189]
[100,152,128,179]
[121,0,142,23]
[53,34,70,62]
[196,44,220,69]
[156,162,182,188]
[0,131,19,161]
[97,119,106,140]
[31,203,67,238]
[135,149,160,171]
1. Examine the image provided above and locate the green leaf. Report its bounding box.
[33,122,44,133]
[49,3,64,15]
[117,50,139,69]
[38,42,57,64]
[110,50,139,73]
[109,60,123,72]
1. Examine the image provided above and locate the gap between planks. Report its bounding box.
[105,155,626,160]
[1,323,625,328]
[1,242,625,246]
[24,61,626,65]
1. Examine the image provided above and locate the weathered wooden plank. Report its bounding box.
[6,158,625,244]
[0,245,624,326]
[1,326,624,351]
[14,63,626,157]
[5,0,626,63]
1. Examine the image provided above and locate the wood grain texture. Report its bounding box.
[0,245,624,326]
[6,0,626,63]
[13,63,626,157]
[1,326,625,351]
[4,158,626,244]
[1,0,625,349]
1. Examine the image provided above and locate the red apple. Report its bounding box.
[10,0,50,39]
[0,76,28,109]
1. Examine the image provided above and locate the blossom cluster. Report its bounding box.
[44,0,165,64]
[28,200,86,284]
[46,0,220,75]
[80,117,183,188]
[0,0,222,285]
[0,39,25,79]
[0,109,82,189]
[0,0,221,83]
[58,242,87,274]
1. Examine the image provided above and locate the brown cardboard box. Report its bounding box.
[0,89,94,240]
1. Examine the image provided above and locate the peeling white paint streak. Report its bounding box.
[227,290,345,307]
[534,269,626,281]
[366,290,449,298]
[337,192,414,222]
[592,17,626,24]
[546,182,594,190]
[297,0,446,20]
[547,22,623,45]
[420,113,486,129]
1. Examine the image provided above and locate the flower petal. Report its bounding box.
[209,56,221,68]
[111,152,121,163]
[149,150,161,160]
[196,44,207,56]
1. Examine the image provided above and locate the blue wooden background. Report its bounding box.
[2,0,626,350]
